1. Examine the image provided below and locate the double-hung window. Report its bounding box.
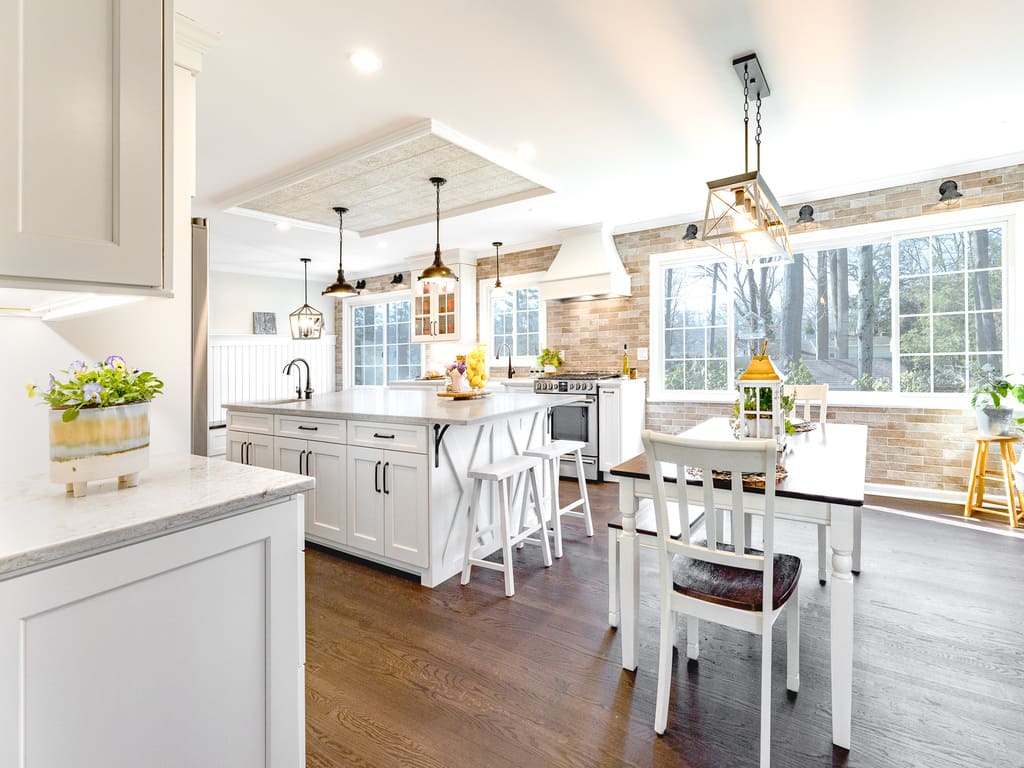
[348,295,422,386]
[479,272,546,364]
[650,209,1012,402]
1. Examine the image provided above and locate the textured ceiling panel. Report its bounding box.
[235,126,552,235]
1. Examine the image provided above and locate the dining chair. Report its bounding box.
[784,383,831,584]
[642,430,801,768]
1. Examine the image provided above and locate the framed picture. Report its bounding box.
[253,312,277,335]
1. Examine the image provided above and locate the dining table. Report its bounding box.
[608,417,867,750]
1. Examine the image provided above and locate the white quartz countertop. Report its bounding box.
[0,454,314,580]
[225,389,582,425]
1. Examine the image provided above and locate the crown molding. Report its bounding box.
[174,13,221,75]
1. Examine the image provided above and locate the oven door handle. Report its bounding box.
[560,455,597,466]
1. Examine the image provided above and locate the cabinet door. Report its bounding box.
[307,442,346,546]
[346,446,384,555]
[0,1,168,287]
[227,430,249,465]
[249,433,276,469]
[598,387,621,472]
[383,451,429,567]
[412,283,433,340]
[433,283,458,340]
[274,436,307,476]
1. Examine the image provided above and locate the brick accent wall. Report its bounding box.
[336,163,1023,496]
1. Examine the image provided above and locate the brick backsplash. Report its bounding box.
[337,164,1024,496]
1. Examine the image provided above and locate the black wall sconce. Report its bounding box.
[939,179,963,202]
[796,204,815,224]
[355,279,367,291]
[681,223,699,241]
[390,273,404,286]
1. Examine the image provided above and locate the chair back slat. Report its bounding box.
[643,431,777,586]
[784,383,829,424]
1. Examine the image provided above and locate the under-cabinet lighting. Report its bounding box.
[34,294,145,321]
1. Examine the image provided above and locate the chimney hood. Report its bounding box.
[539,223,631,301]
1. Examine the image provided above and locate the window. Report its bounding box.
[651,213,1010,401]
[350,298,422,385]
[479,273,547,364]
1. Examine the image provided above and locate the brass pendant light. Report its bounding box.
[490,241,508,298]
[322,206,358,297]
[417,177,459,286]
[289,257,324,339]
[701,53,792,268]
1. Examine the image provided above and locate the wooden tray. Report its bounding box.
[436,390,491,400]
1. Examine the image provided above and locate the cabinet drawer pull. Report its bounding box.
[373,432,396,439]
[374,460,382,493]
[305,450,312,476]
[299,450,307,475]
[297,425,318,431]
[383,462,390,495]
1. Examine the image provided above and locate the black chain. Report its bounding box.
[743,64,750,173]
[755,90,763,172]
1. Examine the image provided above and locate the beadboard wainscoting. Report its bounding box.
[208,335,336,424]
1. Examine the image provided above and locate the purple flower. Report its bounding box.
[68,360,86,373]
[83,382,103,404]
[46,373,57,393]
[104,355,127,371]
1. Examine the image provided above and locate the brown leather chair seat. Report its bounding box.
[671,540,802,612]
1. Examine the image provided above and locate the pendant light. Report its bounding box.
[289,257,324,340]
[701,53,792,269]
[490,241,508,298]
[322,206,358,297]
[417,177,459,288]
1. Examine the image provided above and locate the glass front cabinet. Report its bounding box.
[411,261,476,343]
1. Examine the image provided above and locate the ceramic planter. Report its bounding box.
[49,401,150,497]
[975,406,1015,436]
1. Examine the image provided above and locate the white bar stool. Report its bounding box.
[524,439,593,558]
[461,454,552,596]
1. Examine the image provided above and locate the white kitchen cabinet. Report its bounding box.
[411,261,477,343]
[227,430,275,469]
[275,436,346,546]
[598,379,646,473]
[346,446,428,567]
[0,0,171,289]
[0,497,303,768]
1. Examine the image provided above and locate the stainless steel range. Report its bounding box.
[534,372,620,481]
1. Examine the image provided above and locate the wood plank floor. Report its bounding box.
[304,481,1024,767]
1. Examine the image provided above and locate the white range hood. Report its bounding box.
[539,223,631,301]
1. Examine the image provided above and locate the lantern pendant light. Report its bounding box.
[322,206,358,297]
[491,241,508,298]
[289,257,324,340]
[417,177,459,289]
[701,53,793,269]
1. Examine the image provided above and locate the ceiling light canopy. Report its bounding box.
[417,177,459,288]
[701,53,792,269]
[322,206,358,297]
[289,258,324,340]
[350,49,382,73]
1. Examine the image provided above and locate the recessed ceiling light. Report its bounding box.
[377,241,388,249]
[350,49,382,74]
[516,142,536,160]
[274,221,291,232]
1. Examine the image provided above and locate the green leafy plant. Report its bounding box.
[28,356,164,422]
[537,348,563,369]
[782,359,814,385]
[970,364,1024,424]
[730,385,798,436]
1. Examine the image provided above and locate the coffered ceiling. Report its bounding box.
[179,0,1024,279]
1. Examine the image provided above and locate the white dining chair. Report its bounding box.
[642,430,801,768]
[785,383,831,584]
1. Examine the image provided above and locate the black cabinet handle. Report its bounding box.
[373,433,396,439]
[374,460,381,493]
[305,450,312,476]
[244,441,251,465]
[299,450,306,475]
[383,462,390,495]
[297,425,318,431]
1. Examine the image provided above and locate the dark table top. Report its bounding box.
[609,417,867,508]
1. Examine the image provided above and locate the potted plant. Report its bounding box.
[28,356,164,497]
[537,348,563,373]
[732,385,798,438]
[969,364,1024,436]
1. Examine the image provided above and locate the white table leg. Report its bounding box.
[830,503,854,750]
[607,528,620,626]
[852,506,862,574]
[618,478,640,670]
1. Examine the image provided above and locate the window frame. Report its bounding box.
[478,271,548,367]
[343,289,423,388]
[649,203,1020,407]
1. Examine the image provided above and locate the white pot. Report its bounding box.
[975,406,1015,436]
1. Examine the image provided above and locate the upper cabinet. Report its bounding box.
[411,259,477,343]
[0,0,171,291]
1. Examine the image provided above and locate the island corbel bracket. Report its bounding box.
[432,423,451,468]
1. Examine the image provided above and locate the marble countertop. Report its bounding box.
[225,389,583,426]
[0,454,314,580]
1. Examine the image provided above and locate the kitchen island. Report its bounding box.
[225,388,581,587]
[0,455,312,768]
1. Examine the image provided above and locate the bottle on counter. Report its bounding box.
[622,344,629,376]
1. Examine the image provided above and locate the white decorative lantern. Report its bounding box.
[737,342,786,450]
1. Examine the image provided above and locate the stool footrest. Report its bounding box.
[467,558,508,574]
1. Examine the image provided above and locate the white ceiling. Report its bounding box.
[180,0,1024,281]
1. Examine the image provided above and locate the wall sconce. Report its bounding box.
[681,224,699,241]
[389,273,404,290]
[796,204,815,224]
[939,179,963,203]
[355,279,367,291]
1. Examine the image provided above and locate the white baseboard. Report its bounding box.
[864,482,965,507]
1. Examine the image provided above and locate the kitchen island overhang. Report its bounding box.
[225,389,584,588]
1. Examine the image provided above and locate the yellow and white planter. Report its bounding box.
[49,401,150,497]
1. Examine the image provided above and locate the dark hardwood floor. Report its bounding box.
[304,482,1024,767]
